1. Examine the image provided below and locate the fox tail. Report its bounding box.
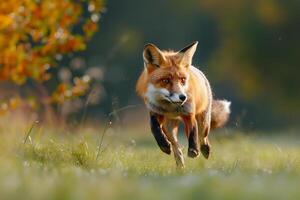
[210,100,231,129]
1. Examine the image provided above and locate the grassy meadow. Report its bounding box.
[0,116,300,200]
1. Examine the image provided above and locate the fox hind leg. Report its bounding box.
[197,112,211,159]
[200,130,210,159]
[182,116,200,158]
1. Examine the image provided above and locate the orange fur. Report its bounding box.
[136,45,209,117]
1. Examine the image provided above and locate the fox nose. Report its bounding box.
[179,94,187,102]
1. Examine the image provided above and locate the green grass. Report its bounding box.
[0,120,300,200]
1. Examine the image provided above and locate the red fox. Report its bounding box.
[136,42,231,168]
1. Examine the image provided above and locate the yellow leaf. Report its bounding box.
[0,15,13,30]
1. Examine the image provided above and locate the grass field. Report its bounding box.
[0,118,300,200]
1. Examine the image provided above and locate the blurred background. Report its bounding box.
[0,0,299,130]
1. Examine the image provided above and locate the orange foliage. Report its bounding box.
[0,0,103,83]
[0,0,104,109]
[52,76,91,104]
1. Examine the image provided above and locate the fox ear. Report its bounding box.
[178,41,198,66]
[143,43,165,68]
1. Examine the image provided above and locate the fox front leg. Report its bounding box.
[182,116,200,158]
[150,112,171,155]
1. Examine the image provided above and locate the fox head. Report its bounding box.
[142,42,198,107]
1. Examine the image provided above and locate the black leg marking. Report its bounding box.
[200,144,210,159]
[188,126,199,158]
[150,114,171,155]
[200,126,210,159]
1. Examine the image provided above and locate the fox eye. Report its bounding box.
[161,78,171,84]
[180,78,186,84]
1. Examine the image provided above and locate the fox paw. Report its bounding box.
[159,145,171,155]
[200,144,210,159]
[188,148,199,158]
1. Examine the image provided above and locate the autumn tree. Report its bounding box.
[0,0,104,121]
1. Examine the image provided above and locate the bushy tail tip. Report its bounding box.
[211,100,231,129]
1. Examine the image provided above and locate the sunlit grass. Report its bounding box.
[0,119,300,200]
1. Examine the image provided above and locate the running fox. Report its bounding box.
[136,42,231,168]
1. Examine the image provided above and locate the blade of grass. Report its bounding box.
[95,104,141,161]
[23,120,39,144]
